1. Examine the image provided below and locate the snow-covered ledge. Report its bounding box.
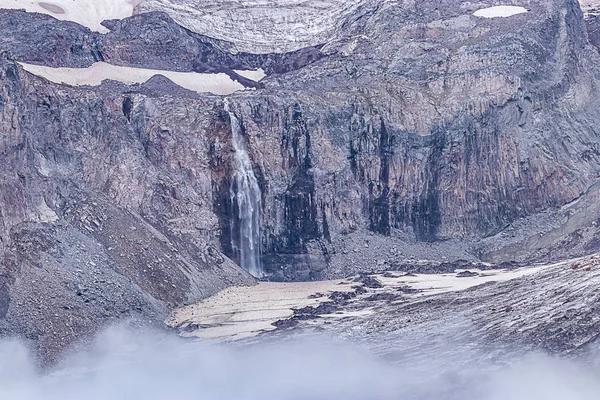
[473,5,528,18]
[19,62,253,95]
[0,0,136,32]
[234,69,266,82]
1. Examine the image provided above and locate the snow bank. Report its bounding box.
[168,280,355,340]
[0,0,135,32]
[473,5,528,18]
[377,265,551,297]
[234,69,266,82]
[19,62,248,95]
[168,265,557,341]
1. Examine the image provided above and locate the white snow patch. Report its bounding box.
[473,5,528,18]
[34,154,51,177]
[233,68,266,82]
[168,265,560,341]
[18,62,248,95]
[167,280,356,340]
[35,199,58,223]
[376,265,551,297]
[0,0,135,33]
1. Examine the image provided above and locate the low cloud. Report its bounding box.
[0,325,598,400]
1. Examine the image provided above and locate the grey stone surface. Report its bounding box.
[264,256,600,388]
[0,56,256,362]
[1,0,600,358]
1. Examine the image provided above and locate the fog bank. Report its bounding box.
[0,326,599,400]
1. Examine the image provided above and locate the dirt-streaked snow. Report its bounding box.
[167,280,356,340]
[579,0,600,16]
[0,0,136,32]
[233,69,266,82]
[473,5,528,18]
[169,264,558,341]
[19,62,248,95]
[375,265,551,297]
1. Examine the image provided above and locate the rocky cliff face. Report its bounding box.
[228,0,600,277]
[0,58,259,361]
[2,0,600,358]
[137,0,365,54]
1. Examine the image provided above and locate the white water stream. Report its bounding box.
[225,101,263,278]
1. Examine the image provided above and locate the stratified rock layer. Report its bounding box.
[1,0,600,357]
[136,0,364,54]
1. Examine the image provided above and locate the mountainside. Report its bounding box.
[170,253,600,374]
[1,0,600,359]
[137,0,365,54]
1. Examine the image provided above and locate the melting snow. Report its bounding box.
[473,5,528,18]
[19,62,249,95]
[35,199,59,223]
[233,69,266,82]
[167,280,356,340]
[168,265,557,341]
[0,0,137,33]
[375,265,551,297]
[137,0,363,54]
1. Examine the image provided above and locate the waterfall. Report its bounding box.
[225,101,264,278]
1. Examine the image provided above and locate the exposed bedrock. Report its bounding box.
[1,0,600,356]
[222,0,600,277]
[0,9,325,78]
[0,58,256,361]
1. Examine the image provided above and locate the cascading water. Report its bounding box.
[225,101,264,278]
